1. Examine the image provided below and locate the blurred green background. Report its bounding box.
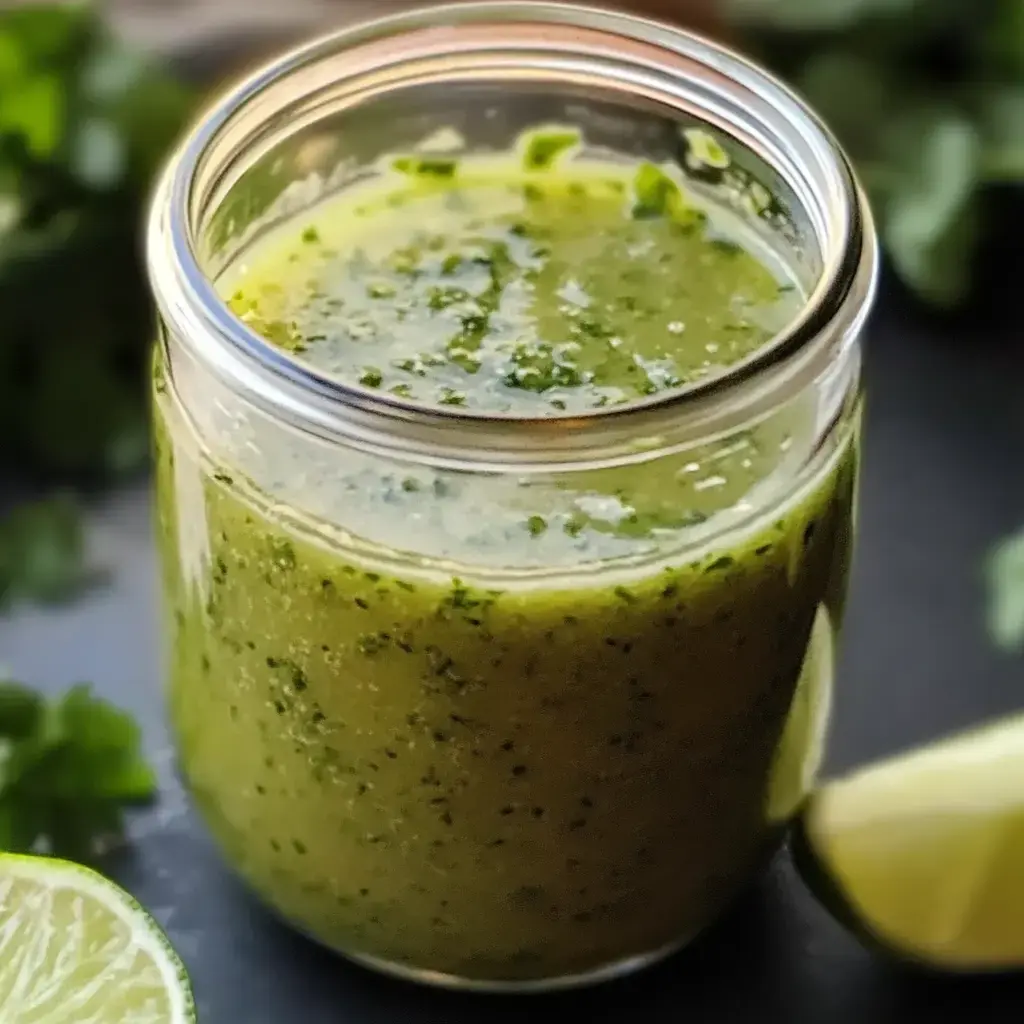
[0,0,1020,636]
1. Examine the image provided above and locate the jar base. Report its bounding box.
[308,932,695,994]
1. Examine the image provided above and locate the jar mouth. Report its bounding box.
[148,0,876,463]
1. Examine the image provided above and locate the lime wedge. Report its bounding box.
[0,854,195,1022]
[766,604,835,823]
[794,713,1024,971]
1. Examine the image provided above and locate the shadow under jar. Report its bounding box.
[146,1,877,993]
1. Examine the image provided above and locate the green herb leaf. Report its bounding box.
[632,162,682,219]
[0,493,97,607]
[0,681,45,740]
[0,3,91,64]
[0,73,64,157]
[980,87,1024,183]
[0,4,196,482]
[392,156,457,178]
[44,685,156,801]
[0,800,42,855]
[880,112,981,308]
[521,129,580,171]
[0,680,156,861]
[987,529,1024,651]
[734,0,1022,309]
[979,0,1024,77]
[795,52,895,160]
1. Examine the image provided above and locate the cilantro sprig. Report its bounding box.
[0,680,156,861]
[0,3,194,611]
[729,0,1022,309]
[0,2,195,481]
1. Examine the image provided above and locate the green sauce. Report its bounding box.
[224,157,799,416]
[155,140,857,984]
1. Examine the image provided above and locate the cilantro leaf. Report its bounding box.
[0,682,44,739]
[630,162,706,232]
[632,162,682,219]
[732,0,1022,309]
[795,52,895,161]
[0,4,196,481]
[978,0,1024,78]
[0,3,92,65]
[0,73,64,158]
[0,493,100,608]
[521,129,580,171]
[391,156,457,178]
[880,111,981,308]
[980,87,1024,183]
[0,680,156,861]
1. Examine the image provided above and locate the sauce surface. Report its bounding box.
[156,140,856,984]
[222,151,800,415]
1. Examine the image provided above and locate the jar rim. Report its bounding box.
[147,0,877,467]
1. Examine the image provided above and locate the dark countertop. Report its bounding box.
[3,305,1024,1022]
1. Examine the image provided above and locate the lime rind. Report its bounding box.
[789,813,904,963]
[0,853,195,1022]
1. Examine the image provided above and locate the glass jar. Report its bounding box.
[146,0,876,993]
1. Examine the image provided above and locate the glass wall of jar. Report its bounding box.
[146,1,877,993]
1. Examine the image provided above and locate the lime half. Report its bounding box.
[794,713,1024,971]
[0,854,195,1023]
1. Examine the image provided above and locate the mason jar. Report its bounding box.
[146,0,876,993]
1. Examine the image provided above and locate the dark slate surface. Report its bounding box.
[3,305,1024,1022]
